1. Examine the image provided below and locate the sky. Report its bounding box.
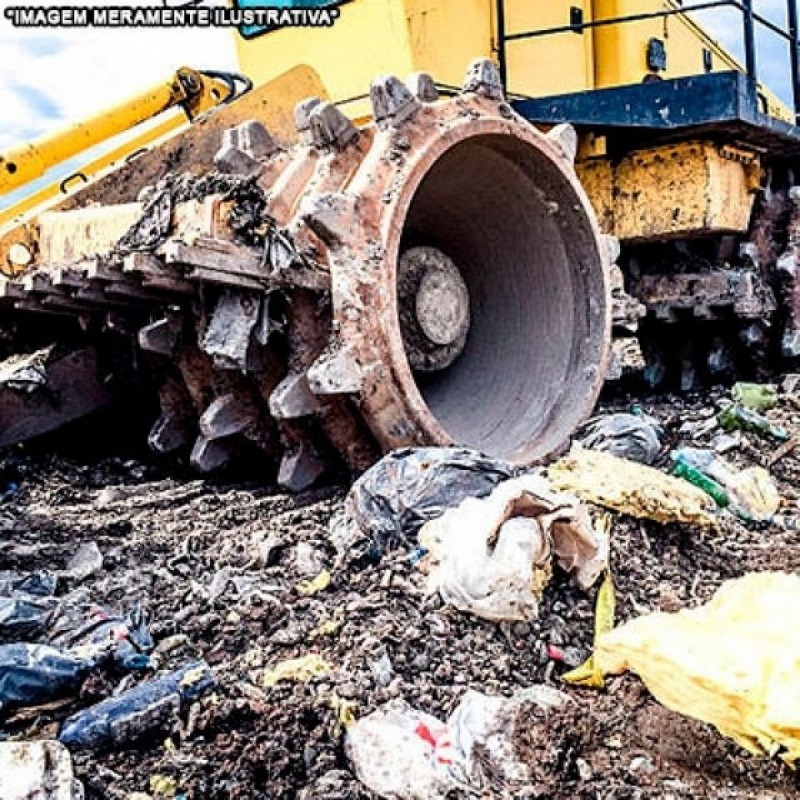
[691,0,795,105]
[0,1,796,156]
[0,0,238,151]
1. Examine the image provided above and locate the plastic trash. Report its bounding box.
[420,474,606,622]
[346,687,570,799]
[253,654,333,689]
[731,382,778,411]
[578,411,662,465]
[0,571,57,598]
[595,572,800,764]
[0,607,153,714]
[0,644,94,714]
[345,699,455,800]
[717,403,789,441]
[149,774,179,798]
[59,660,215,750]
[670,453,730,508]
[51,605,153,672]
[63,541,104,581]
[563,569,616,689]
[671,447,780,522]
[296,569,331,596]
[0,741,83,800]
[447,687,568,790]
[370,652,394,687]
[0,593,56,643]
[331,447,521,563]
[710,431,742,454]
[548,448,718,527]
[0,573,59,644]
[728,466,781,521]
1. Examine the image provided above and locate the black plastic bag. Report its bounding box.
[0,606,154,714]
[337,447,522,562]
[0,595,57,643]
[51,605,153,671]
[0,643,92,714]
[578,412,663,465]
[0,571,58,644]
[59,660,215,750]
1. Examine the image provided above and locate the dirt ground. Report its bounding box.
[2,387,800,799]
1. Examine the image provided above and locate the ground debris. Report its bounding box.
[1,395,800,798]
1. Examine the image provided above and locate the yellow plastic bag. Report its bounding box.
[548,448,718,528]
[562,569,616,689]
[596,571,800,763]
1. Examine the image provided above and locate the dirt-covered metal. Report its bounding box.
[0,61,611,488]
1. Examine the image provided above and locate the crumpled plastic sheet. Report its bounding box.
[0,606,153,714]
[345,700,455,800]
[548,447,718,528]
[51,605,153,671]
[0,572,58,644]
[0,644,94,715]
[596,571,800,763]
[726,465,781,521]
[420,474,607,622]
[447,687,567,789]
[578,412,663,465]
[331,447,522,563]
[346,686,570,799]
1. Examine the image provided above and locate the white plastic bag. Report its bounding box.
[0,741,83,800]
[420,474,606,621]
[346,687,570,799]
[345,699,455,800]
[448,686,568,789]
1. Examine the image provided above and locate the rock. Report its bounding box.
[64,541,103,581]
[629,755,657,776]
[0,741,83,799]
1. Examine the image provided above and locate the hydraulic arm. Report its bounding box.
[0,68,243,197]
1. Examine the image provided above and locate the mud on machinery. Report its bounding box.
[1,0,800,489]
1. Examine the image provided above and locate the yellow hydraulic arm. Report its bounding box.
[0,67,245,197]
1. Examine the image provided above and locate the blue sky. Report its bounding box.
[691,0,795,106]
[0,0,237,151]
[0,1,796,155]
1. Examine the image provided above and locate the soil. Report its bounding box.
[2,388,800,799]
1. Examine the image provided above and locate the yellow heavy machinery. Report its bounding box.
[1,0,800,487]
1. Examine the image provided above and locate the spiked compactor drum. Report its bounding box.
[0,61,611,489]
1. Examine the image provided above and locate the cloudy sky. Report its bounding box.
[0,1,795,157]
[0,0,237,151]
[691,0,795,104]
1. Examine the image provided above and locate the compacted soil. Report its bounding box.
[2,388,800,799]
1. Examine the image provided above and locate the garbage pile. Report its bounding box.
[1,383,800,798]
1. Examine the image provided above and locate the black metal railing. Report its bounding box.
[495,0,800,122]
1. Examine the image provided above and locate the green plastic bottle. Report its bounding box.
[717,403,790,441]
[671,456,730,508]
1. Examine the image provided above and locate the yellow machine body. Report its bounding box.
[0,69,233,195]
[232,0,789,242]
[579,140,762,242]
[234,0,788,109]
[2,0,793,243]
